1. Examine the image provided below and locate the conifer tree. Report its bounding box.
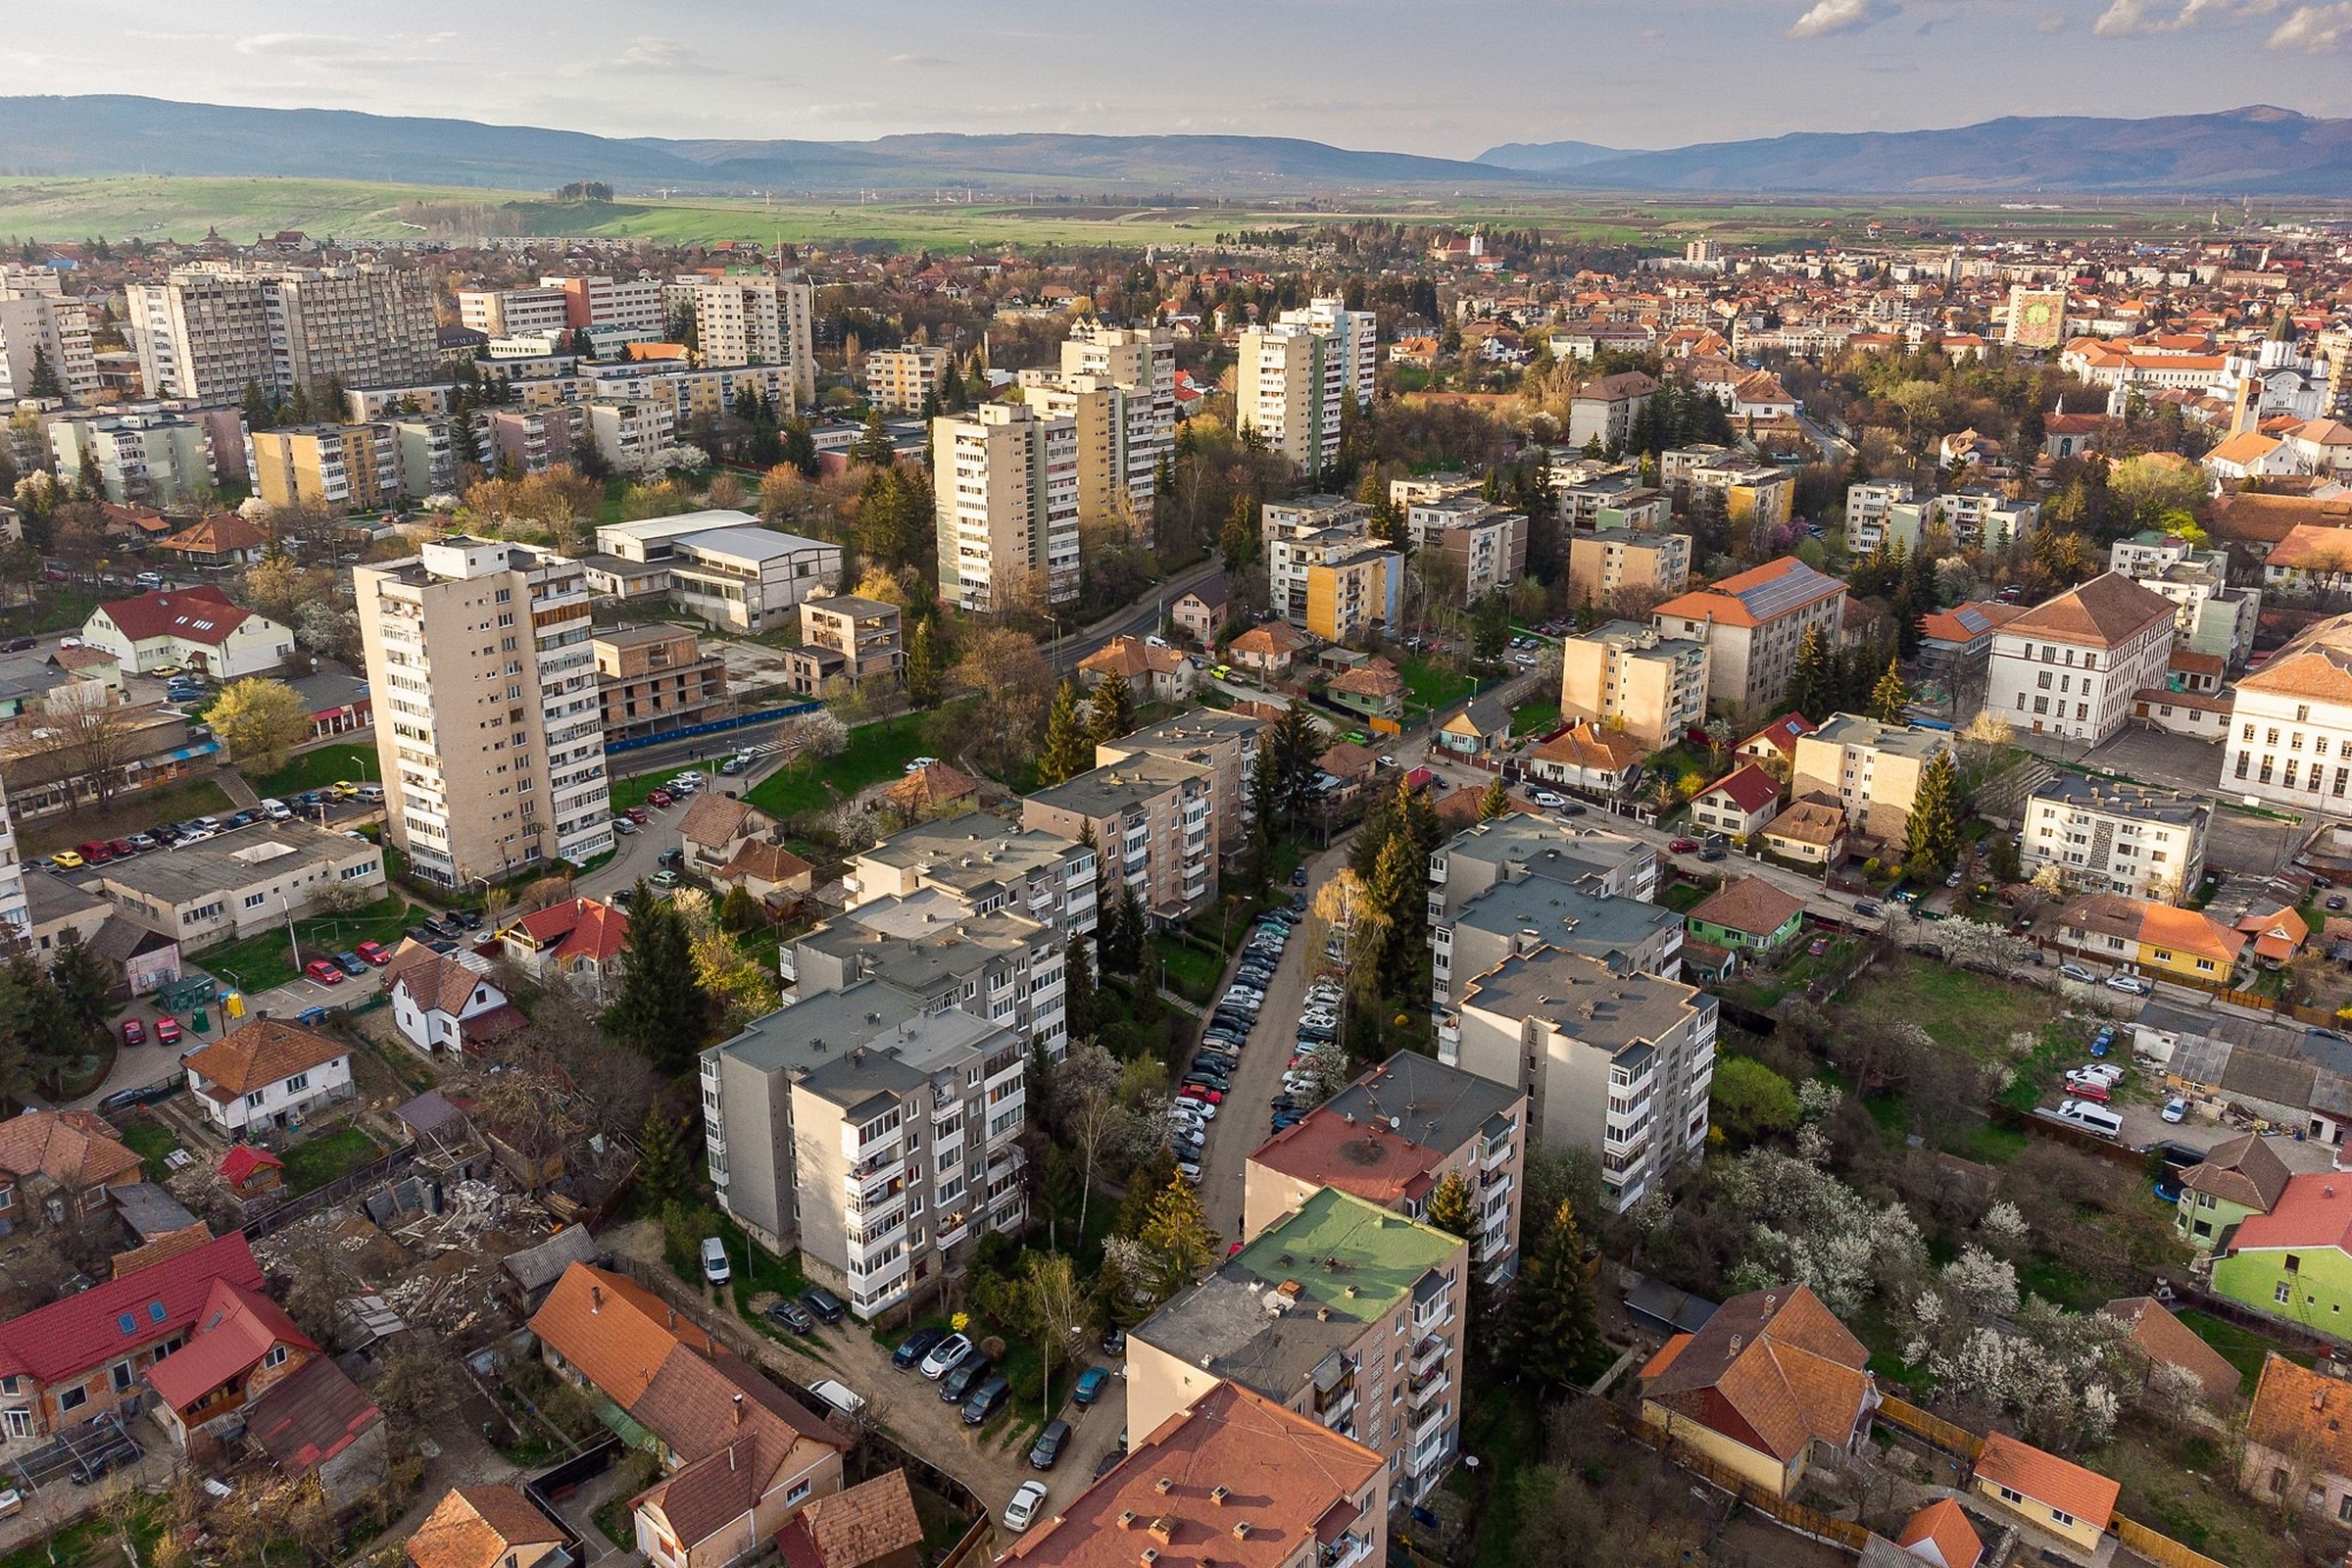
[1509,1200,1605,1391]
[1869,658,1911,724]
[1090,669,1137,745]
[1038,679,1094,786]
[1904,750,1963,875]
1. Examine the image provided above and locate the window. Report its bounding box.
[2278,1282,2294,1303]
[2050,1509,2075,1528]
[109,1361,133,1393]
[245,1091,266,1109]
[1996,1485,2025,1505]
[285,1073,309,1094]
[58,1387,86,1412]
[262,1345,288,1369]
[786,1480,812,1506]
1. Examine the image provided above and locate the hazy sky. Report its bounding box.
[12,0,2352,156]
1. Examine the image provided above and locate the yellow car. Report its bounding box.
[330,781,361,798]
[49,850,85,869]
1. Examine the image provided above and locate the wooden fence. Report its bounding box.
[2113,1515,2232,1568]
[1872,1396,1984,1461]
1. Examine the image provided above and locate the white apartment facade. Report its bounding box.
[0,283,98,406]
[2225,612,2352,810]
[1844,480,1914,553]
[1986,572,2179,745]
[1236,299,1373,480]
[356,538,613,888]
[2022,773,2209,901]
[48,412,216,507]
[677,273,817,402]
[0,777,28,939]
[458,287,572,340]
[541,274,667,336]
[126,263,437,405]
[930,401,1080,610]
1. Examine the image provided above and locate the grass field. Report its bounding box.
[17,777,239,858]
[1838,956,2051,1062]
[250,742,378,800]
[191,896,415,993]
[280,1125,384,1197]
[745,711,926,820]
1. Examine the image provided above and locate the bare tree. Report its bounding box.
[18,684,139,812]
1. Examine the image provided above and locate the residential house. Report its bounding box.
[1985,572,2179,745]
[998,1382,1387,1568]
[1523,720,1646,800]
[711,841,815,907]
[406,1487,572,1568]
[385,945,523,1056]
[180,1018,354,1137]
[529,1263,848,1568]
[2210,1172,2352,1333]
[679,795,780,881]
[1127,1187,1468,1504]
[2048,892,2243,985]
[499,898,631,1000]
[1890,1499,1982,1568]
[2224,611,2352,810]
[1651,558,1846,720]
[2177,1132,2294,1251]
[2259,525,2352,596]
[2241,1353,2352,1528]
[2021,773,2209,902]
[242,1352,388,1506]
[0,1232,265,1442]
[217,1145,284,1202]
[1638,1284,1876,1498]
[773,1471,924,1568]
[2102,1297,2241,1408]
[2137,1004,2352,1147]
[1970,1434,2118,1556]
[1446,945,1712,1210]
[79,586,296,678]
[878,760,980,825]
[1325,658,1405,725]
[1435,694,1513,761]
[1762,795,1848,867]
[1169,574,1229,647]
[2240,903,2311,968]
[1737,713,1814,773]
[1243,1053,1526,1279]
[1686,877,1806,963]
[1226,621,1308,681]
[1790,713,1955,847]
[0,1109,143,1237]
[155,513,269,569]
[145,1276,319,1446]
[1558,620,1709,749]
[1689,763,1782,842]
[1077,636,1196,706]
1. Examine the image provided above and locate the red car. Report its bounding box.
[1668,837,1699,854]
[121,1018,145,1046]
[2064,1077,2112,1102]
[107,839,138,858]
[155,1016,181,1046]
[75,840,116,864]
[303,958,347,985]
[355,941,391,965]
[1179,1086,1223,1105]
[647,789,675,808]
[623,807,650,824]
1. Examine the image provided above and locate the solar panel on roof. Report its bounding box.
[1733,562,1837,621]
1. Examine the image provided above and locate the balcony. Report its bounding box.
[1407,1368,1449,1408]
[1410,1403,1450,1448]
[1409,1333,1447,1377]
[1315,1390,1357,1433]
[1321,1532,1374,1568]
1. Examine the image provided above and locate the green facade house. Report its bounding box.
[1685,876,1806,969]
[2211,1172,2352,1337]
[2177,1132,2292,1252]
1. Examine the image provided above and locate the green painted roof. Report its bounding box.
[1231,1187,1461,1324]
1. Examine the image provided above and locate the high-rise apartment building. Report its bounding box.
[48,412,217,507]
[1061,321,1177,442]
[356,538,613,887]
[541,275,667,336]
[0,279,98,406]
[0,776,28,939]
[1020,755,1217,921]
[930,401,1080,611]
[678,274,816,401]
[247,424,402,515]
[1013,371,1161,532]
[1236,297,1375,479]
[125,265,437,406]
[864,345,953,414]
[456,287,572,340]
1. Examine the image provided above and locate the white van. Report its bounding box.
[2057,1099,2123,1139]
[809,1379,866,1417]
[700,1235,732,1286]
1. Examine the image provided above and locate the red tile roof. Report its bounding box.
[245,1354,382,1476]
[145,1277,318,1412]
[1640,1284,1872,1464]
[182,1018,349,1097]
[2231,1171,2352,1256]
[528,1263,709,1413]
[0,1233,263,1385]
[1250,1110,1446,1208]
[1739,713,1815,759]
[776,1469,923,1568]
[1895,1497,1982,1568]
[92,585,258,647]
[510,899,631,965]
[1700,762,1783,816]
[217,1145,285,1186]
[407,1487,568,1568]
[1974,1433,2119,1529]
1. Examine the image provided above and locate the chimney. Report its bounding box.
[590,1285,602,1313]
[733,1393,744,1428]
[1155,1477,1175,1494]
[1210,1487,1230,1507]
[1118,1512,1139,1531]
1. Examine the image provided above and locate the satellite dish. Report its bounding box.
[1389,1115,1401,1130]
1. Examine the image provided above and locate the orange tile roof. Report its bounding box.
[180,1019,348,1098]
[776,1469,923,1568]
[1533,720,1646,773]
[112,1222,216,1281]
[1230,621,1308,658]
[2261,523,2352,572]
[407,1487,567,1568]
[2102,1297,2242,1405]
[1896,1498,1981,1568]
[2246,1354,2352,1479]
[2213,492,2352,545]
[2003,571,2176,649]
[1689,875,1806,939]
[1653,557,1843,631]
[1765,795,1846,847]
[0,1108,143,1192]
[527,1262,710,1412]
[2207,431,2282,467]
[2232,1171,2352,1256]
[1974,1433,2119,1528]
[1641,1285,1872,1463]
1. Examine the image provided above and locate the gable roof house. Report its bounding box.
[0,1232,266,1441]
[1523,720,1646,799]
[1888,1497,1982,1568]
[1685,876,1807,966]
[774,1470,924,1568]
[1078,636,1196,706]
[242,1351,389,1505]
[2241,1353,2352,1528]
[1638,1283,1876,1497]
[385,943,525,1056]
[2176,1131,2294,1251]
[1436,693,1514,759]
[1169,574,1230,649]
[0,1108,145,1235]
[144,1276,319,1446]
[528,1263,848,1568]
[678,795,779,880]
[1969,1433,2119,1554]
[1690,762,1783,843]
[180,1018,354,1135]
[2101,1296,2242,1409]
[77,585,296,679]
[155,513,270,568]
[500,898,631,1000]
[407,1486,573,1568]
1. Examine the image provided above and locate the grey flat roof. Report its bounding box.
[1114,709,1265,749]
[25,868,107,926]
[858,812,1080,892]
[794,1006,1010,1112]
[1451,882,1683,967]
[1809,712,1952,760]
[97,820,373,907]
[1442,814,1653,877]
[1326,1052,1522,1158]
[2030,771,2209,827]
[593,622,699,649]
[1459,947,1704,1056]
[711,980,921,1076]
[674,524,833,564]
[1028,755,1209,817]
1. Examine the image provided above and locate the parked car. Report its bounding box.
[1532,790,1567,808]
[1003,1481,1049,1533]
[1807,938,1830,956]
[613,818,638,835]
[700,1236,731,1286]
[765,1298,814,1334]
[303,958,347,985]
[920,1333,975,1379]
[261,799,292,821]
[960,1376,1011,1425]
[2162,1097,2189,1124]
[97,1082,177,1112]
[1668,837,1699,854]
[2105,973,2153,996]
[623,807,650,824]
[1073,1365,1111,1406]
[1029,1419,1072,1470]
[2058,962,2097,984]
[1102,1325,1127,1356]
[355,941,391,965]
[1696,845,1726,861]
[154,1015,181,1047]
[121,1018,145,1046]
[940,1353,992,1402]
[799,1286,846,1324]
[2063,1077,2112,1102]
[647,789,675,808]
[1292,865,1308,886]
[893,1326,949,1369]
[332,951,368,977]
[74,841,115,864]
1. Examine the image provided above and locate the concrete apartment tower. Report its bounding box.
[1237,297,1376,479]
[0,776,28,939]
[930,401,1080,611]
[355,539,613,888]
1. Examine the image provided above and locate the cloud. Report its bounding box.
[2268,0,2352,45]
[1789,0,1895,36]
[2092,0,2281,34]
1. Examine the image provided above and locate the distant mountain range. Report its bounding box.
[2,96,2349,197]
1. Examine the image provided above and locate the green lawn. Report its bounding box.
[2178,1307,2309,1394]
[190,897,416,993]
[1152,935,1224,1004]
[1391,653,1477,715]
[1658,881,1708,914]
[279,1125,385,1196]
[1840,955,2054,1063]
[119,1114,181,1181]
[0,1496,163,1568]
[249,742,378,799]
[746,711,928,820]
[17,776,240,859]
[0,588,95,637]
[1508,699,1560,737]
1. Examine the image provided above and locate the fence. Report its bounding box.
[605,701,822,756]
[2113,1515,2233,1568]
[1872,1396,1984,1462]
[1603,1400,1870,1555]
[240,1146,416,1240]
[1985,1102,2151,1171]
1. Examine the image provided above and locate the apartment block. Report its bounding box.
[1446,945,1716,1211]
[1651,557,1847,719]
[1128,1187,1466,1504]
[1987,572,2179,745]
[864,345,953,414]
[1403,497,1529,605]
[846,811,1098,941]
[1567,528,1691,609]
[584,400,675,473]
[578,361,802,427]
[357,538,613,887]
[540,274,666,336]
[701,984,1029,1319]
[784,893,1068,1056]
[1433,879,1684,1008]
[1060,321,1175,477]
[2225,612,2352,808]
[1093,708,1264,859]
[1660,446,1794,532]
[1789,712,1956,842]
[1237,298,1372,479]
[1246,1052,1528,1281]
[1014,370,1162,530]
[48,412,216,507]
[247,424,402,515]
[126,264,436,405]
[1843,480,1915,553]
[1551,460,1670,531]
[1263,494,1374,625]
[476,406,580,479]
[1558,620,1709,749]
[457,287,571,340]
[680,273,816,400]
[1021,755,1216,922]
[0,776,34,939]
[930,401,1080,611]
[784,593,902,693]
[2023,772,2209,902]
[384,416,457,499]
[592,623,730,744]
[0,286,97,405]
[1427,813,1661,923]
[1306,544,1403,644]
[2136,550,2260,668]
